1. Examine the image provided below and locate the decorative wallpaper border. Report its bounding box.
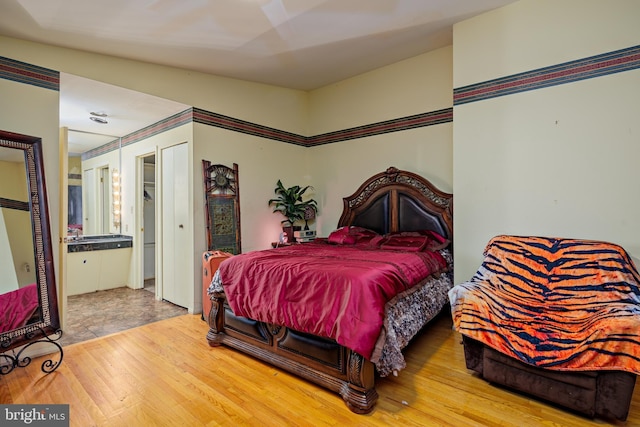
[82,106,452,159]
[81,109,193,160]
[454,45,640,105]
[193,108,307,146]
[0,56,59,91]
[0,196,29,211]
[4,42,639,160]
[307,108,453,147]
[193,107,453,148]
[0,55,451,159]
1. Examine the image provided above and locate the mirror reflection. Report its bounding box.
[0,130,61,376]
[0,146,39,333]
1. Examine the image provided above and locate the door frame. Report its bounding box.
[134,152,157,293]
[99,165,110,234]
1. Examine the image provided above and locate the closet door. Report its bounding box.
[161,143,189,308]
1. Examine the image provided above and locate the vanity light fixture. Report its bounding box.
[112,169,121,229]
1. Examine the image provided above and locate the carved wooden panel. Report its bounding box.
[202,161,241,254]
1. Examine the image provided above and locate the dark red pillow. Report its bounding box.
[327,226,379,245]
[328,230,357,245]
[384,230,450,251]
[379,235,429,251]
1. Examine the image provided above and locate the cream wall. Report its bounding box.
[120,124,193,308]
[1,35,308,315]
[453,0,640,282]
[68,156,82,186]
[454,0,640,87]
[0,77,60,296]
[306,126,453,235]
[308,46,454,233]
[0,209,19,293]
[193,123,308,254]
[0,160,35,289]
[83,121,308,313]
[309,46,452,133]
[80,152,117,236]
[0,36,308,136]
[82,124,194,301]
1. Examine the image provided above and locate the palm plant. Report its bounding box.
[268,180,318,227]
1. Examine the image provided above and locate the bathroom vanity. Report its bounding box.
[67,235,133,296]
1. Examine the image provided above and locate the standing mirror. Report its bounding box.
[0,130,62,374]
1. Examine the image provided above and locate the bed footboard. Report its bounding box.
[207,292,378,413]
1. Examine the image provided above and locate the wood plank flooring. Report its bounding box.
[1,313,637,426]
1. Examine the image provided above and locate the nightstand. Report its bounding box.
[271,242,296,248]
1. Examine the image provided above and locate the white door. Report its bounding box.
[82,169,95,235]
[161,143,189,308]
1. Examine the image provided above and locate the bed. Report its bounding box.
[0,284,39,333]
[449,235,640,421]
[206,166,453,413]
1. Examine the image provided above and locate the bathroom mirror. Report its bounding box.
[0,130,60,357]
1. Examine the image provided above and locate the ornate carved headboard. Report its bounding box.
[337,167,453,242]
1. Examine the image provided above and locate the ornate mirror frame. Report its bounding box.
[0,130,61,360]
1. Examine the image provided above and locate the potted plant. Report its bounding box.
[268,180,318,242]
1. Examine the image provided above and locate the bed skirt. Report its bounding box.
[462,336,636,421]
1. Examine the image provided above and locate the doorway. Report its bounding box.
[142,155,156,294]
[60,73,192,344]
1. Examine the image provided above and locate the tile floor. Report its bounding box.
[59,279,188,347]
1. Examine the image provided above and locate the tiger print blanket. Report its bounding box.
[449,235,640,373]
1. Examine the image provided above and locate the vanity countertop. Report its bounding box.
[67,234,133,252]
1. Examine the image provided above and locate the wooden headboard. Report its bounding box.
[337,167,453,241]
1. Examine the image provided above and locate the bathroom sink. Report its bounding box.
[67,235,133,252]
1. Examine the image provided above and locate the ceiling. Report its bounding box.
[60,74,189,155]
[0,0,518,155]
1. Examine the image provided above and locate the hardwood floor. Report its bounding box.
[1,313,637,426]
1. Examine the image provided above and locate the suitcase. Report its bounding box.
[202,250,233,322]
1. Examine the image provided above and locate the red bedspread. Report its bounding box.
[218,241,447,360]
[0,283,39,332]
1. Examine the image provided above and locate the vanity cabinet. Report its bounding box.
[67,235,133,296]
